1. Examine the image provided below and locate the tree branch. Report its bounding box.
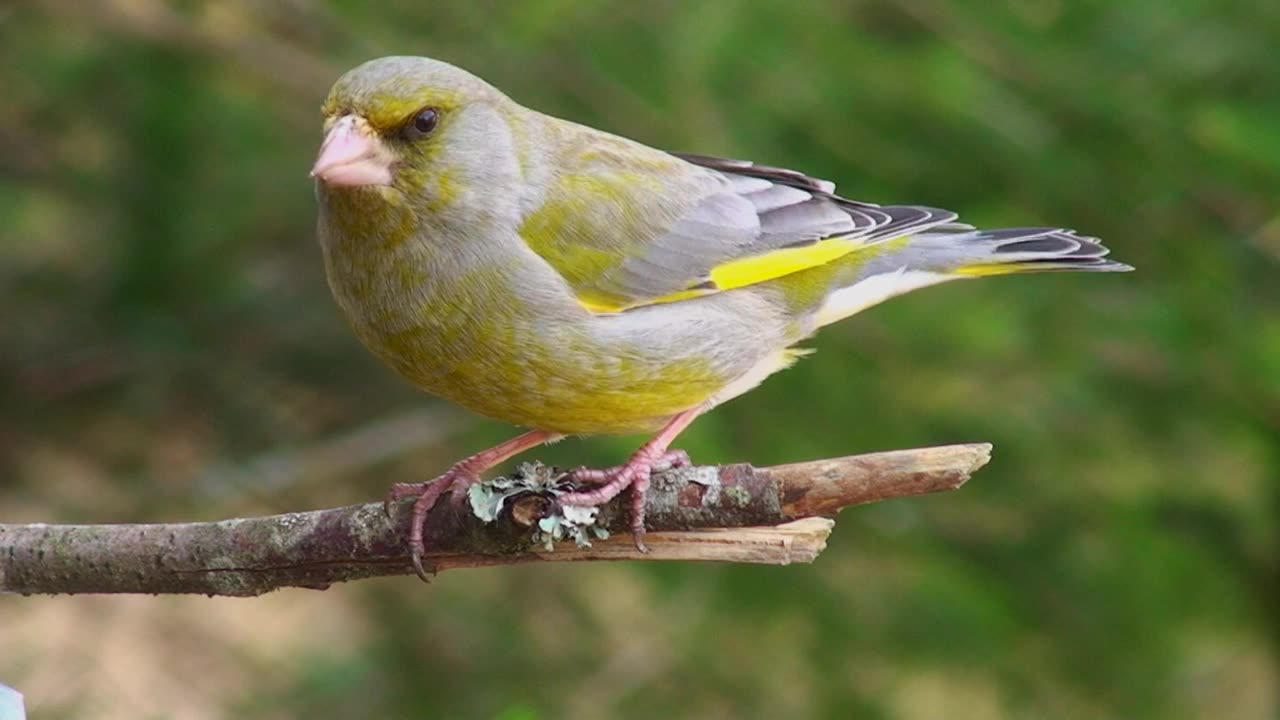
[0,443,991,597]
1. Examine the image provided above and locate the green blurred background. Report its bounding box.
[2,1,1276,718]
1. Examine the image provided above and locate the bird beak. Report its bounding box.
[311,115,394,187]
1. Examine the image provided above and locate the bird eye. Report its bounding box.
[407,108,439,139]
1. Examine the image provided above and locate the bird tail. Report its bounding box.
[814,223,1132,327]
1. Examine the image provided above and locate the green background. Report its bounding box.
[2,2,1276,718]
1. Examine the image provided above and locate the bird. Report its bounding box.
[310,56,1131,579]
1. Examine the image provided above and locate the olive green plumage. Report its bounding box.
[313,56,1130,436]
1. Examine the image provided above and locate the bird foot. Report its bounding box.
[556,448,691,552]
[384,464,480,582]
[568,449,691,485]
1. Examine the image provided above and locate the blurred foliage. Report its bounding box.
[1,1,1277,719]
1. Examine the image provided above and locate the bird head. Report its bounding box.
[311,56,515,210]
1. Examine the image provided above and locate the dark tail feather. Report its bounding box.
[914,227,1133,275]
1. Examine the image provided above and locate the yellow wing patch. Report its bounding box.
[952,263,1027,277]
[572,236,862,314]
[707,238,859,289]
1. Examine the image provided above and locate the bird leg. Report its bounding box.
[556,408,702,552]
[568,449,691,484]
[385,429,559,581]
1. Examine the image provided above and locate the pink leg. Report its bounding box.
[386,429,558,581]
[556,409,702,552]
[569,449,691,484]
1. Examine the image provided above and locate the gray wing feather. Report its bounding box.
[599,153,959,305]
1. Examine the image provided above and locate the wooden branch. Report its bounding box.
[0,443,991,597]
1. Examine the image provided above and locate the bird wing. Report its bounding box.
[517,141,962,314]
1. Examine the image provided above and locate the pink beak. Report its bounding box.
[311,115,394,187]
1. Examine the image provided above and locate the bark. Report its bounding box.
[0,443,991,597]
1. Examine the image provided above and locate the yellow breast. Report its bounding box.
[320,203,731,434]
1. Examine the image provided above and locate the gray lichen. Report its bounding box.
[723,485,752,508]
[468,462,608,551]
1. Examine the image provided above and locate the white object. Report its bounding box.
[0,683,25,720]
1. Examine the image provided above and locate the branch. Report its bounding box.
[0,443,991,597]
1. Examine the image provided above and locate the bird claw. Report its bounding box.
[384,467,478,582]
[653,449,691,473]
[565,448,690,486]
[555,447,690,552]
[383,481,427,519]
[411,550,432,583]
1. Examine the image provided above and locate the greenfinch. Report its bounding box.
[311,56,1130,577]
